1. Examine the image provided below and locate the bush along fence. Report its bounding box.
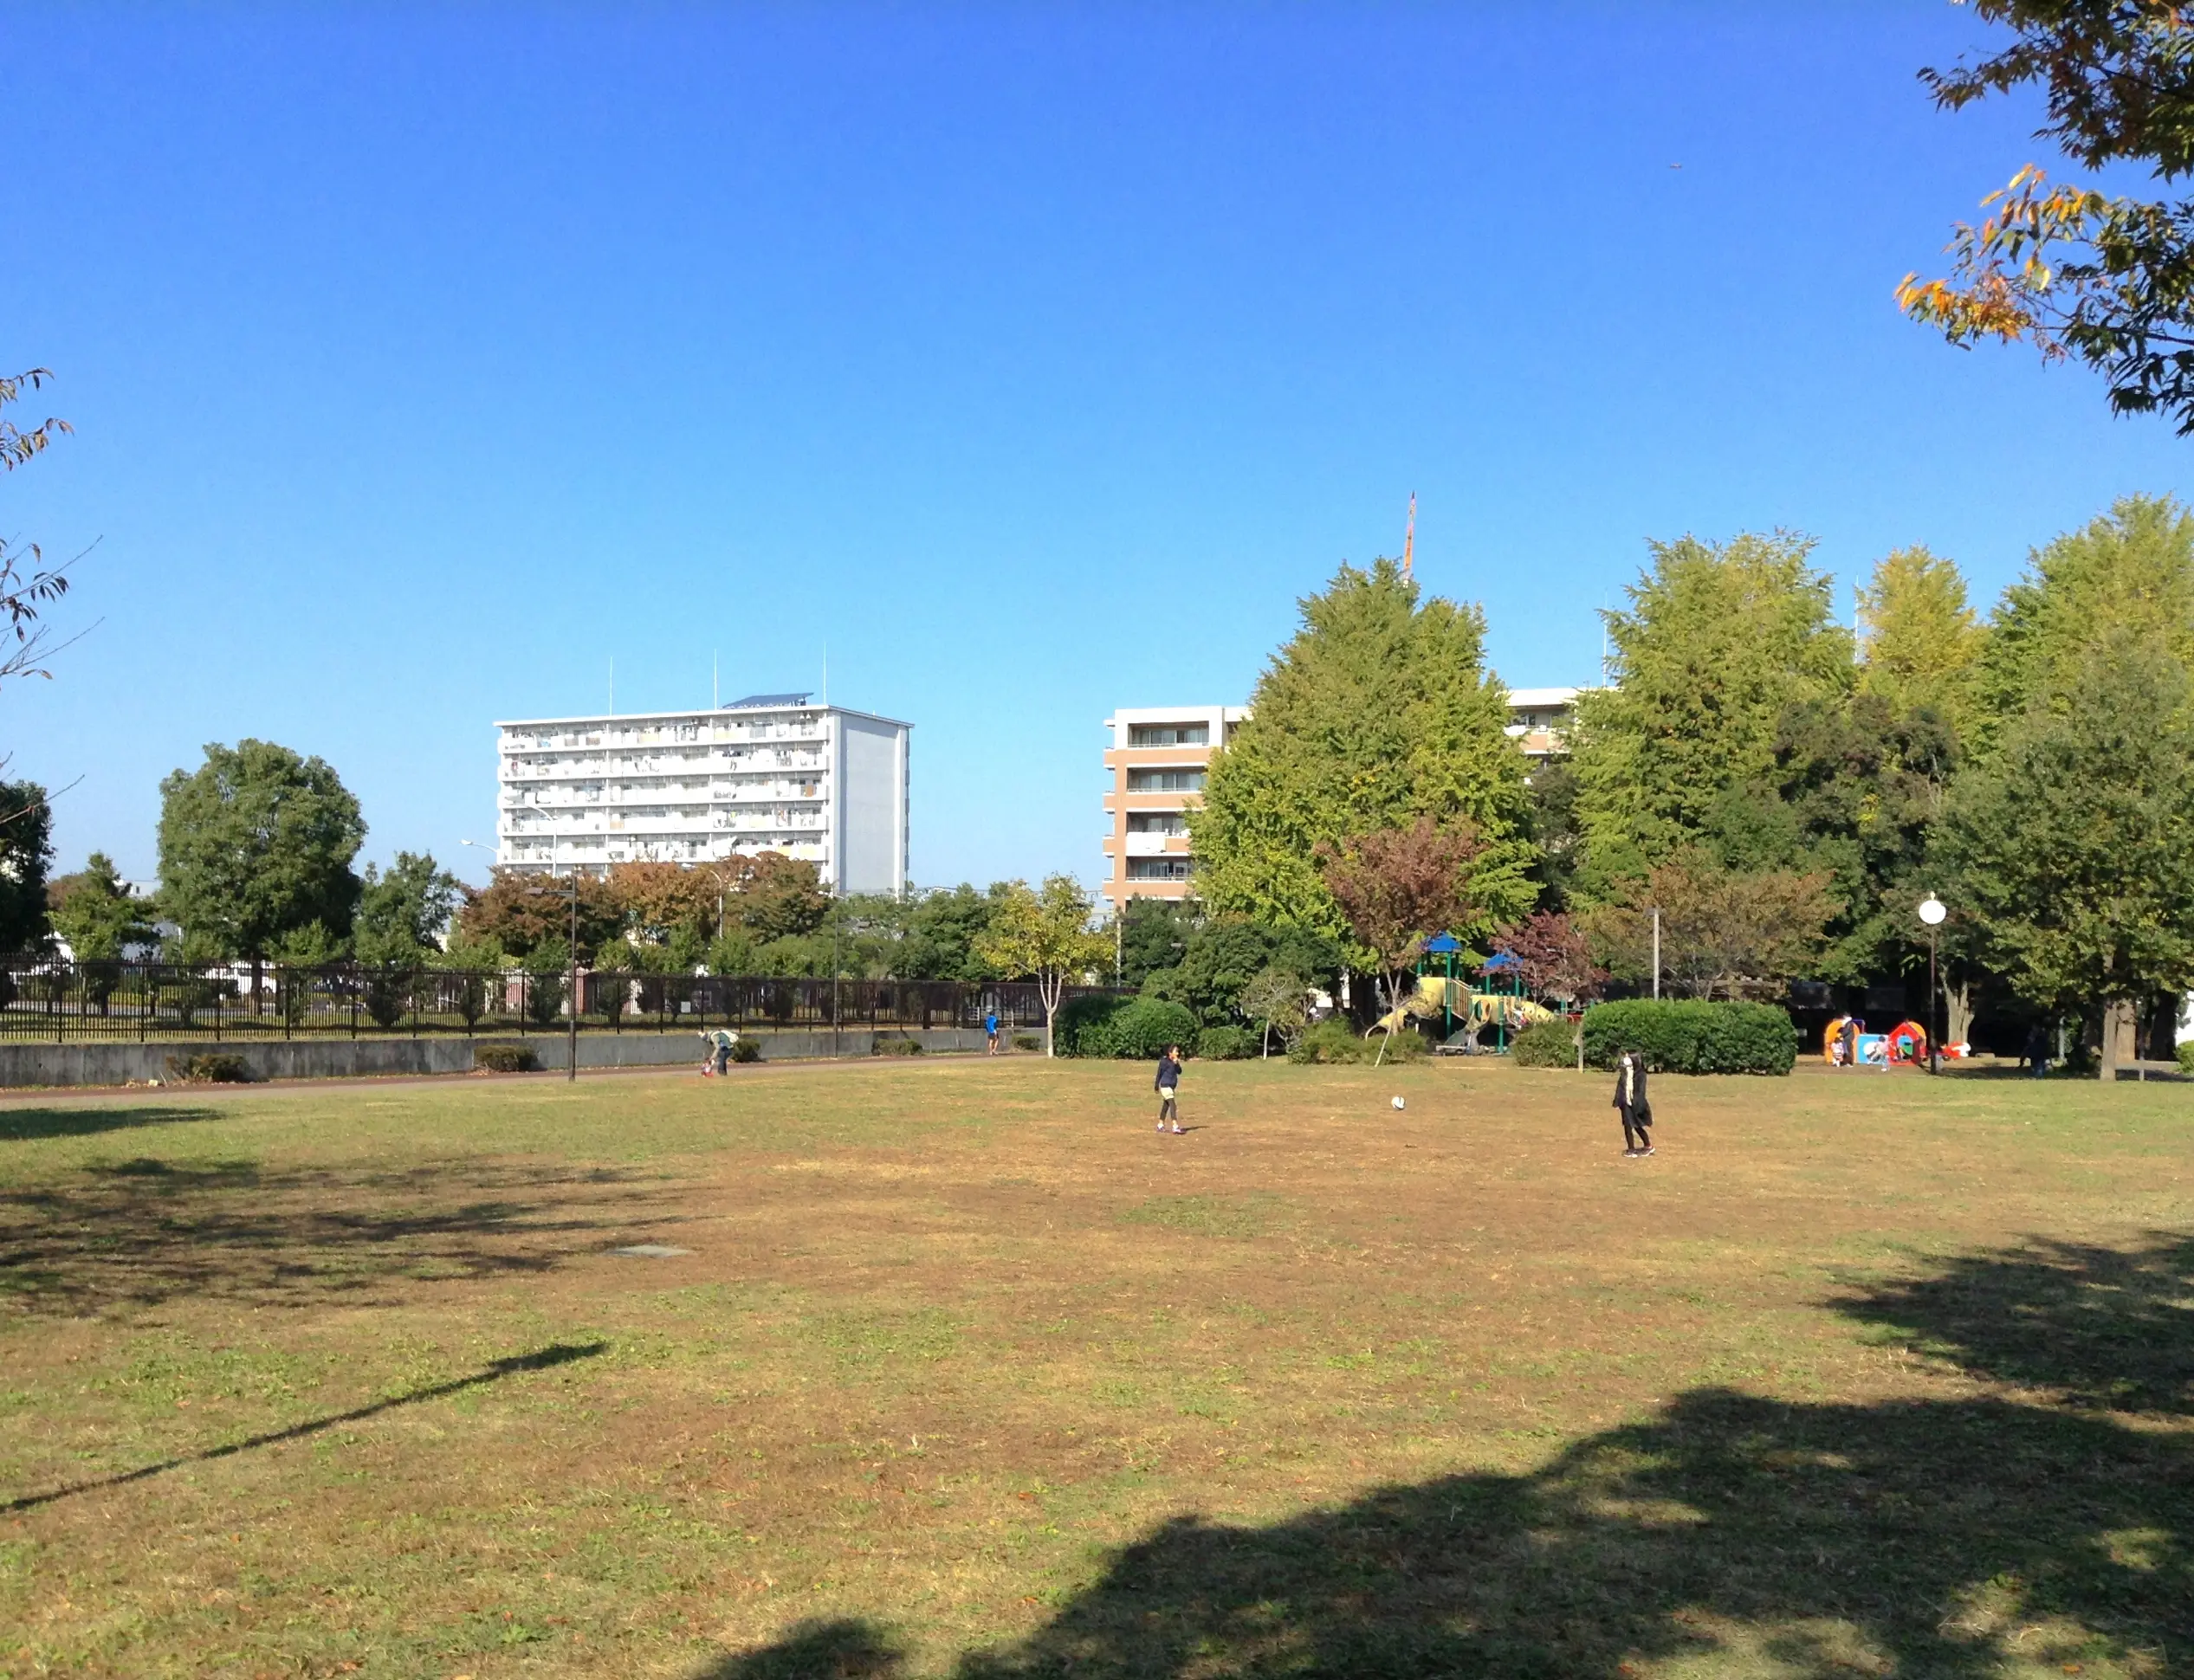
[1578,998,1799,1076]
[0,955,1125,1044]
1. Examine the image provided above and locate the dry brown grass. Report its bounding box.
[1,1056,2190,1677]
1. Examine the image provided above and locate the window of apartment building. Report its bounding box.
[1126,768,1206,793]
[1126,857,1193,881]
[1126,812,1190,835]
[1128,723,1208,747]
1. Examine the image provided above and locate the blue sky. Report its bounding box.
[4,3,2188,893]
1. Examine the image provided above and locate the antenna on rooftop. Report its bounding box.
[822,644,829,708]
[713,649,719,709]
[609,656,614,716]
[1401,492,1416,580]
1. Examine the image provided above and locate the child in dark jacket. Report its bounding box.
[1155,1045,1183,1134]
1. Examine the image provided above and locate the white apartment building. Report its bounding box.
[495,694,909,895]
[1101,688,1582,909]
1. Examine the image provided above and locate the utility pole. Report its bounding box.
[1651,907,1660,1000]
[1919,895,1947,1076]
[1401,492,1416,580]
[1114,901,1123,986]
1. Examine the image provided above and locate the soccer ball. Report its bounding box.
[1391,1095,1406,1111]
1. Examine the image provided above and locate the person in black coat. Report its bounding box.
[1613,1049,1653,1157]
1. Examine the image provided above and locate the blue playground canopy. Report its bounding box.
[1423,932,1464,955]
[1481,949,1523,972]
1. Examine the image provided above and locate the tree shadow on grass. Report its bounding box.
[1836,1231,2194,1414]
[0,1103,222,1142]
[3,1339,606,1514]
[698,1232,2194,1679]
[0,1157,685,1316]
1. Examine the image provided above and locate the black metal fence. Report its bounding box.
[0,956,1117,1043]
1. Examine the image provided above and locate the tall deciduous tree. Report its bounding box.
[1586,850,1836,1003]
[973,876,1110,1057]
[158,741,365,997]
[48,852,152,960]
[608,861,719,947]
[1570,532,1854,897]
[354,852,463,966]
[1940,631,2194,1079]
[1857,546,1987,739]
[1193,559,1534,948]
[716,851,831,941]
[1974,494,2194,745]
[0,779,53,952]
[455,869,621,963]
[1898,7,2194,430]
[1492,911,1608,1009]
[1319,817,1484,1060]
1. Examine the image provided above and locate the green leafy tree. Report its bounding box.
[354,851,462,966]
[1143,919,1343,1025]
[0,781,54,951]
[722,850,830,941]
[1975,495,2194,746]
[1116,896,1196,987]
[1585,850,1837,1003]
[1238,965,1310,1059]
[1570,532,1854,897]
[1898,6,2194,430]
[1193,558,1534,948]
[1940,631,2194,1079]
[900,882,1011,981]
[1857,546,1987,740]
[48,852,152,961]
[973,876,1110,1057]
[157,741,366,1003]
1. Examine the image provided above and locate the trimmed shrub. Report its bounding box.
[2177,1038,2194,1076]
[1287,1018,1427,1065]
[474,1044,539,1074]
[1091,996,1201,1059]
[728,1036,762,1063]
[1509,1016,1582,1069]
[165,1051,249,1084]
[1053,994,1129,1056]
[1012,1033,1042,1052]
[874,1036,923,1056]
[1581,998,1798,1076]
[1195,1025,1256,1061]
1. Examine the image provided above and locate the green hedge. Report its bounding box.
[1195,1025,1257,1061]
[1580,998,1798,1076]
[1053,994,1128,1056]
[1059,995,1200,1058]
[1509,1016,1582,1069]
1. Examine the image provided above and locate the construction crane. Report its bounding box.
[1401,492,1416,580]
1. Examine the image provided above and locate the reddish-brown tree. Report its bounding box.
[1493,911,1608,1008]
[1319,817,1484,1058]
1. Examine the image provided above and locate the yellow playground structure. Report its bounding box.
[1370,972,1557,1039]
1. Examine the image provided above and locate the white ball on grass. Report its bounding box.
[1391,1095,1406,1111]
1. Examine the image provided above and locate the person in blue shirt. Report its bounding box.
[985,1010,1001,1056]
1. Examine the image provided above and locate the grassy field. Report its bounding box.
[1,1055,2189,1679]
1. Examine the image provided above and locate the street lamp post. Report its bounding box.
[1919,894,1947,1076]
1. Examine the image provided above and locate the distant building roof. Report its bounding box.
[724,693,813,709]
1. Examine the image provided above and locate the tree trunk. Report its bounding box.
[1945,978,1973,1048]
[2100,997,2139,1082]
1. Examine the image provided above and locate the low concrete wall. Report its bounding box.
[0,1026,994,1089]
